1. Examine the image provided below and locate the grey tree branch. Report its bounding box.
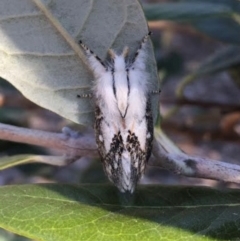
[0,123,98,158]
[153,129,240,183]
[1,122,240,184]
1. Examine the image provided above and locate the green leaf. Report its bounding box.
[0,0,159,126]
[229,64,240,89]
[194,46,240,76]
[193,17,240,45]
[0,228,31,241]
[144,0,240,45]
[0,154,72,170]
[144,2,232,21]
[177,45,240,97]
[0,184,240,241]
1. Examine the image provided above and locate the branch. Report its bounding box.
[1,122,240,184]
[153,128,240,183]
[0,123,98,158]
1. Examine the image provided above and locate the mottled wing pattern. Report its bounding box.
[95,98,153,192]
[94,105,106,157]
[125,98,153,182]
[95,105,125,187]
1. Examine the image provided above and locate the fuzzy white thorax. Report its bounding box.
[93,48,149,153]
[113,51,129,119]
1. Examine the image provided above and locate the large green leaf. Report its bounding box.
[0,228,30,241]
[193,46,240,76]
[144,0,240,45]
[0,184,240,241]
[176,45,240,96]
[0,154,72,170]
[0,0,159,126]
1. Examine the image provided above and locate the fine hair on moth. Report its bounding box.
[78,32,160,193]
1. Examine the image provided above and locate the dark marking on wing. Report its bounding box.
[132,31,151,65]
[145,97,154,161]
[111,69,116,97]
[126,68,130,96]
[79,40,106,68]
[94,97,154,192]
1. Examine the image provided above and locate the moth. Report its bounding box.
[79,32,159,193]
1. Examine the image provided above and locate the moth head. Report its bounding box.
[108,47,129,71]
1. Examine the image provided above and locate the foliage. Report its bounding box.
[0,184,240,241]
[0,0,240,240]
[144,0,240,96]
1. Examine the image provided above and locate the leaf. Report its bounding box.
[176,45,240,97]
[193,17,240,45]
[144,0,240,45]
[0,228,31,241]
[0,0,159,126]
[228,64,240,89]
[194,46,240,76]
[0,184,240,241]
[144,2,232,21]
[0,154,72,170]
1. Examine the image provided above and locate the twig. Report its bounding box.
[1,122,240,184]
[153,128,240,183]
[0,123,98,157]
[0,154,77,170]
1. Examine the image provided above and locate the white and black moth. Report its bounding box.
[79,32,159,193]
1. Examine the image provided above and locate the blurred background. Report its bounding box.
[0,0,240,239]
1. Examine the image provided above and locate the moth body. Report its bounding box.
[79,33,154,193]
